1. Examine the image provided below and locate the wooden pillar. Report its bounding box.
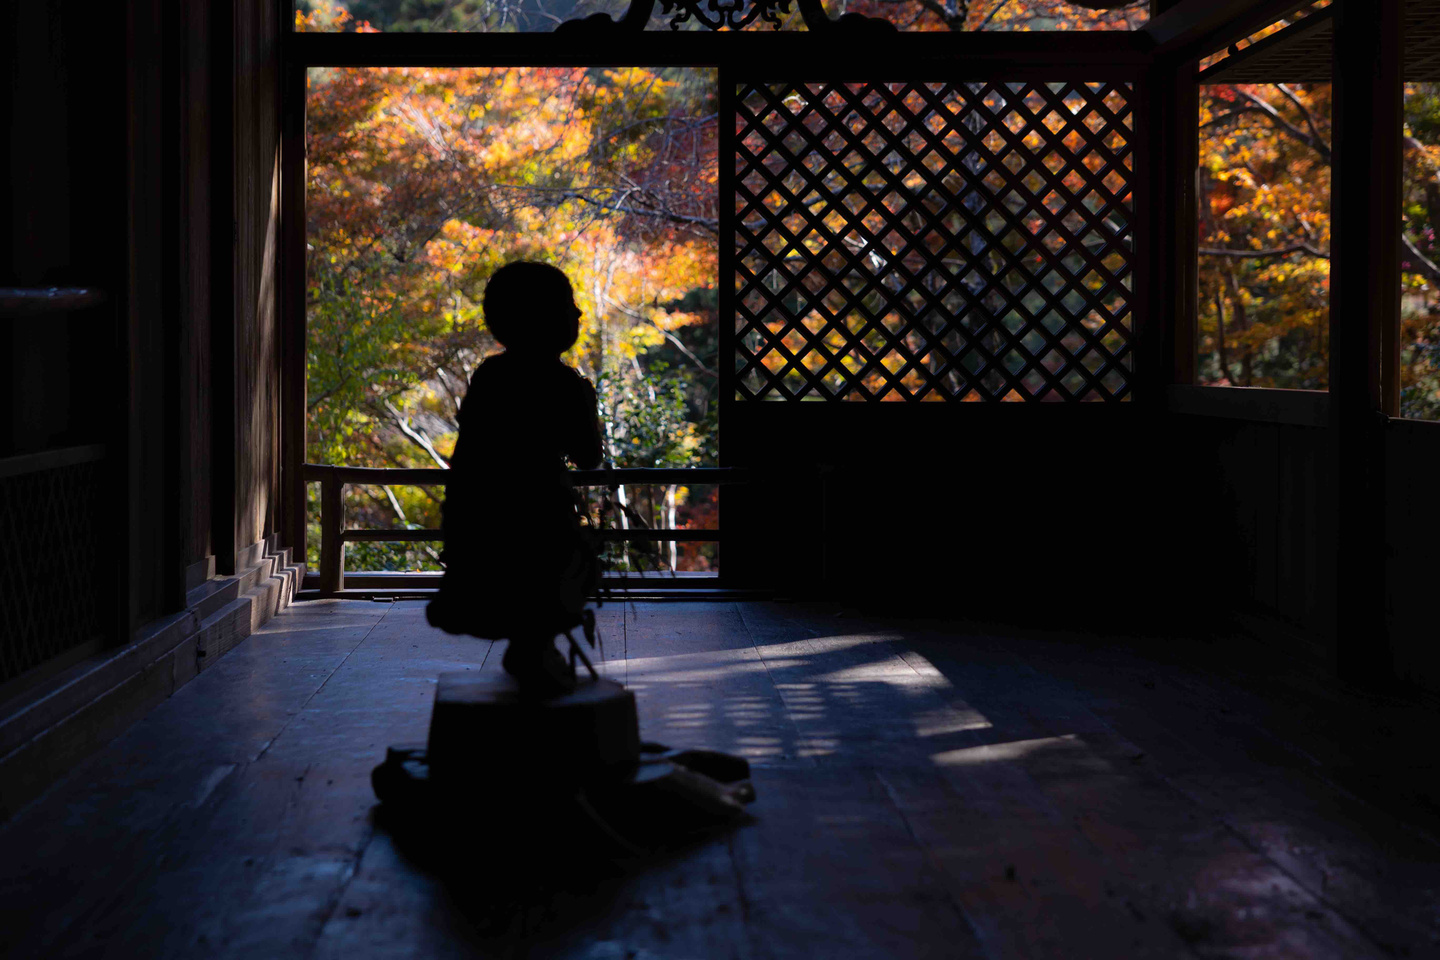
[1145,55,1198,388]
[1330,0,1401,682]
[126,0,188,626]
[280,51,308,569]
[1131,61,1158,402]
[210,0,237,575]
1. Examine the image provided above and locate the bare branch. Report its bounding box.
[1274,83,1326,150]
[382,485,410,525]
[652,323,719,378]
[1402,232,1440,285]
[383,400,452,469]
[1232,89,1331,165]
[977,0,1010,30]
[1199,242,1329,259]
[562,190,720,234]
[862,0,964,29]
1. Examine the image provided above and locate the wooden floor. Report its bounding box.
[3,600,1440,959]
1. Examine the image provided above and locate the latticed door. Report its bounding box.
[732,80,1134,402]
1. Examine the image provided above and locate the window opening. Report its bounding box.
[1195,80,1330,390]
[1398,2,1440,420]
[1194,10,1333,391]
[304,66,720,574]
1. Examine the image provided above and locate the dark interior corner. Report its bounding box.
[5,0,1440,957]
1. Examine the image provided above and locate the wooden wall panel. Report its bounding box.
[1385,420,1440,690]
[722,405,1168,625]
[1164,415,1336,661]
[1,1,128,654]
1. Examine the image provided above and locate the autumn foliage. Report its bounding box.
[304,62,719,570]
[1399,82,1440,419]
[1198,77,1440,417]
[1197,82,1332,390]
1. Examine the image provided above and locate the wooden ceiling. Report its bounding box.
[1199,0,1440,84]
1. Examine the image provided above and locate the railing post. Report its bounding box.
[319,466,345,593]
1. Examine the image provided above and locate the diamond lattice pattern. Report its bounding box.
[734,81,1134,401]
[0,460,105,684]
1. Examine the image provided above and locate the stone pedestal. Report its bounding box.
[425,672,639,791]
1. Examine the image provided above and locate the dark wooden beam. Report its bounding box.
[290,28,1152,72]
[1165,386,1331,428]
[1330,0,1402,683]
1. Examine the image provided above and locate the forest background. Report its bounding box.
[300,0,1440,573]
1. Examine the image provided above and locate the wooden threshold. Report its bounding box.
[1166,384,1331,427]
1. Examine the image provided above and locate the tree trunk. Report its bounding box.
[667,484,679,572]
[1213,287,1229,383]
[1224,267,1252,385]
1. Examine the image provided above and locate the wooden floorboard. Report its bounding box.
[2,600,1439,958]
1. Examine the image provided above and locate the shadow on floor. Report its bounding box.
[370,791,749,944]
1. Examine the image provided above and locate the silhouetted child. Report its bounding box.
[427,261,603,696]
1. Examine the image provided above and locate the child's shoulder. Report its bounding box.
[472,352,586,386]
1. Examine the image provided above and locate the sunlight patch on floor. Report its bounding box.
[612,626,998,760]
[932,734,1083,766]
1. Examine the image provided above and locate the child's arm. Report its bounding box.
[567,371,604,470]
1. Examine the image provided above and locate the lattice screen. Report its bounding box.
[734,81,1134,401]
[0,460,105,685]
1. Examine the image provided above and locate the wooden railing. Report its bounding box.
[302,464,745,593]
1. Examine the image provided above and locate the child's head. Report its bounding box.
[483,261,581,356]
